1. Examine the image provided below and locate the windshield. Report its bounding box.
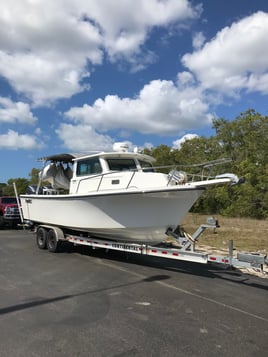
[138,160,154,172]
[107,158,137,171]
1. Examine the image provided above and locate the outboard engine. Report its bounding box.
[26,185,43,194]
[168,170,187,185]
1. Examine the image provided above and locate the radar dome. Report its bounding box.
[113,142,129,152]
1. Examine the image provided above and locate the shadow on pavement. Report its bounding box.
[60,242,268,292]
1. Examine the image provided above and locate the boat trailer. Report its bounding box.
[33,218,268,274]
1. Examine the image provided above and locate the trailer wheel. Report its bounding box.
[47,229,60,253]
[36,227,48,249]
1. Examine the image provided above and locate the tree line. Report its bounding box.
[144,109,268,219]
[1,109,267,219]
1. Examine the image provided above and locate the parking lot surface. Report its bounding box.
[0,229,268,356]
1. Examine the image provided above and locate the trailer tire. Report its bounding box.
[36,227,48,249]
[47,229,60,253]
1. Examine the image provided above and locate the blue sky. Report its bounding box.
[1,0,268,182]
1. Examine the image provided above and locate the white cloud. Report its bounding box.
[176,71,195,87]
[192,32,205,50]
[60,9,268,149]
[86,0,201,60]
[182,11,268,95]
[64,79,212,136]
[0,130,44,150]
[172,133,199,149]
[0,52,92,106]
[0,97,37,124]
[56,123,114,151]
[3,3,267,155]
[61,77,210,148]
[0,0,200,105]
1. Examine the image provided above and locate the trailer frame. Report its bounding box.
[33,218,268,273]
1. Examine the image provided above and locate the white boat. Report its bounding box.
[20,143,241,244]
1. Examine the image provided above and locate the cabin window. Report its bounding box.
[76,158,102,176]
[106,158,137,171]
[138,160,154,172]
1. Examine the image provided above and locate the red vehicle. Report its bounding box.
[0,196,21,228]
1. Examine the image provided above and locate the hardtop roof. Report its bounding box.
[72,151,156,163]
[39,151,156,164]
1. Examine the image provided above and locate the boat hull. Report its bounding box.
[20,187,204,243]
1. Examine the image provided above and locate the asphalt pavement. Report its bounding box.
[0,229,268,357]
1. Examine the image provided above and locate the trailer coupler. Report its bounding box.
[234,252,268,271]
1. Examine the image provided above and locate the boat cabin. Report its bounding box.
[35,146,181,195]
[69,151,160,194]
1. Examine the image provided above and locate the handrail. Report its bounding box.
[126,171,136,189]
[77,159,231,192]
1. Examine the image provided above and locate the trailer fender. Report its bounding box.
[37,225,65,241]
[36,225,65,252]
